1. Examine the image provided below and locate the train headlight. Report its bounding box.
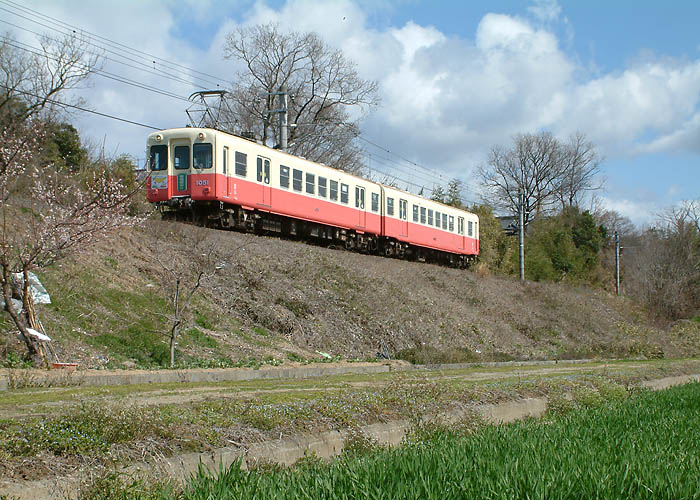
[155,134,162,142]
[198,132,206,140]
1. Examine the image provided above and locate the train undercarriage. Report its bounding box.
[157,199,474,269]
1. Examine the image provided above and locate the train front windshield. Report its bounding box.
[149,145,168,171]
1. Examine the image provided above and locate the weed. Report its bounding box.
[341,427,382,457]
[1,352,32,369]
[252,326,271,337]
[394,345,478,365]
[275,297,312,319]
[194,310,214,329]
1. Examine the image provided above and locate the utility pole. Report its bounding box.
[615,231,620,296]
[519,191,525,281]
[278,83,288,152]
[264,84,289,152]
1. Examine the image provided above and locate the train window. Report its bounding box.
[280,165,290,188]
[340,183,349,204]
[193,143,212,169]
[413,205,419,222]
[257,157,270,183]
[435,211,441,228]
[420,207,426,224]
[330,180,338,201]
[235,152,247,176]
[293,169,303,191]
[458,217,464,235]
[318,177,327,197]
[174,146,189,170]
[428,209,433,225]
[399,199,407,220]
[306,173,315,194]
[222,147,228,175]
[149,145,167,171]
[442,213,448,229]
[449,216,454,232]
[372,193,379,212]
[468,220,473,237]
[387,197,394,216]
[355,186,365,209]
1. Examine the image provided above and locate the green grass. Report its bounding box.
[169,382,700,499]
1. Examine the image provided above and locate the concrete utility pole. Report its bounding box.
[615,231,620,296]
[278,83,288,152]
[519,191,525,281]
[264,84,289,152]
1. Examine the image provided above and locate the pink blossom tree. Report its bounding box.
[1,120,139,361]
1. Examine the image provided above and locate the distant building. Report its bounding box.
[497,215,519,235]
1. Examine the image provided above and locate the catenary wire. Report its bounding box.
[1,85,163,130]
[0,0,228,87]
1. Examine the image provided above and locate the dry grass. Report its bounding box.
[3,217,698,369]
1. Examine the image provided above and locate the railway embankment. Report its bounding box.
[3,218,698,373]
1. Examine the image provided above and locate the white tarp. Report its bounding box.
[1,272,51,313]
[26,327,51,342]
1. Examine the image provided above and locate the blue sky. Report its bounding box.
[7,0,700,226]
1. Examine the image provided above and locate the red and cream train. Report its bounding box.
[146,128,479,266]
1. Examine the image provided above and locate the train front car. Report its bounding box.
[146,128,218,209]
[381,185,479,267]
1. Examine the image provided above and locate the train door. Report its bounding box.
[399,199,408,237]
[171,140,191,198]
[256,156,271,207]
[223,146,230,198]
[458,217,465,250]
[355,186,366,228]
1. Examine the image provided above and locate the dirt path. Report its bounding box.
[0,359,658,419]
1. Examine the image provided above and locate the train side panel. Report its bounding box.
[381,186,479,256]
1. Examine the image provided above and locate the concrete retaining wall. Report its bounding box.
[0,358,611,392]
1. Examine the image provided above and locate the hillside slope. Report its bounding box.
[2,218,698,368]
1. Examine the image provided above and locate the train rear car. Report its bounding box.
[381,185,479,265]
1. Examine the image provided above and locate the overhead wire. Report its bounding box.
[0,18,218,90]
[0,0,228,89]
[0,36,193,104]
[1,85,163,130]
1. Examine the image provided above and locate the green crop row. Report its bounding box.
[166,382,700,499]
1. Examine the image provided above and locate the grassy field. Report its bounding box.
[82,381,700,500]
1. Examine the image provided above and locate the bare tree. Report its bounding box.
[557,132,603,209]
[1,122,138,361]
[624,199,700,320]
[479,132,563,224]
[0,32,100,122]
[222,23,379,173]
[480,131,603,223]
[155,245,221,368]
[594,208,636,240]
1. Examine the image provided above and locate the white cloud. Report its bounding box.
[527,0,562,23]
[9,0,700,207]
[598,196,657,227]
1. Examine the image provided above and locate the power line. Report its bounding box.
[1,85,163,130]
[0,0,229,87]
[0,36,193,104]
[0,18,218,90]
